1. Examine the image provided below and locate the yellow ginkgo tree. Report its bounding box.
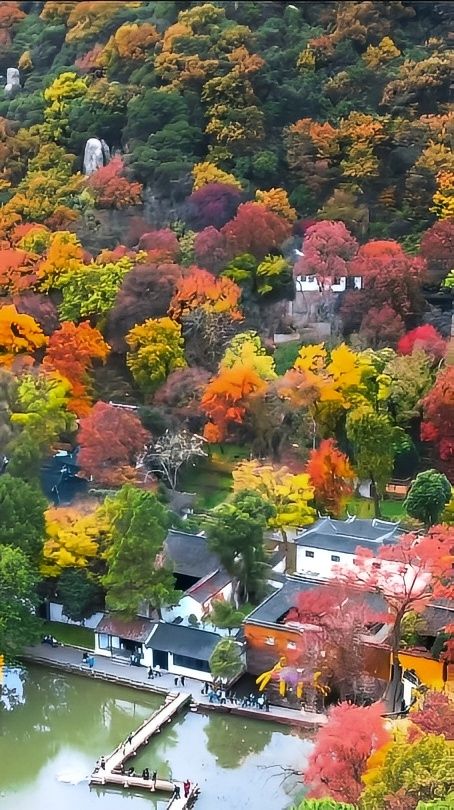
[221,331,276,380]
[42,505,109,578]
[232,459,316,570]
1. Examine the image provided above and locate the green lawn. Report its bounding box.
[43,621,95,650]
[179,443,248,510]
[346,496,405,521]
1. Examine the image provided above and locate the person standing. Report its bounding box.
[173,784,181,799]
[100,756,106,770]
[152,770,157,788]
[127,733,133,746]
[148,666,154,679]
[180,675,185,687]
[174,675,179,687]
[183,779,191,798]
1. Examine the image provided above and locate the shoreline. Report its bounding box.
[19,649,327,729]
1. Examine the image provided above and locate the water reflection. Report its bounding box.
[0,666,309,810]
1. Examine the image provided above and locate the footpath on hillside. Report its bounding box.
[21,642,326,728]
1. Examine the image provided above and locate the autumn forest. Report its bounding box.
[0,2,453,808]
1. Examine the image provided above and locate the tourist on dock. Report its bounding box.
[127,733,133,746]
[257,695,265,710]
[173,784,181,799]
[183,779,191,798]
[142,768,149,780]
[180,675,185,687]
[155,664,161,676]
[82,652,88,664]
[152,770,157,786]
[100,756,106,770]
[202,681,209,695]
[148,666,154,679]
[220,689,226,705]
[265,697,270,712]
[174,675,179,686]
[127,767,134,776]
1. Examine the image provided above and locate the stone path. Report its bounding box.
[22,642,327,727]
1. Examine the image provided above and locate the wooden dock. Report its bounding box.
[90,691,199,808]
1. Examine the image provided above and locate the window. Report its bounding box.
[98,633,110,650]
[173,653,210,673]
[308,275,315,282]
[331,554,340,563]
[305,550,315,558]
[287,641,296,650]
[265,636,275,646]
[372,562,381,570]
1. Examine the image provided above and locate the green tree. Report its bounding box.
[405,469,452,527]
[102,485,180,617]
[416,796,454,809]
[361,734,454,809]
[209,637,243,681]
[0,545,40,659]
[209,599,244,635]
[0,474,46,565]
[346,405,402,518]
[57,568,104,623]
[126,317,186,395]
[207,490,275,604]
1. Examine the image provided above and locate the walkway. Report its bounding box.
[22,642,327,727]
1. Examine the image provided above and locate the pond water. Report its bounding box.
[0,666,311,810]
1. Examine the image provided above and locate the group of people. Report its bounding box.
[147,665,162,679]
[207,688,270,711]
[173,779,192,799]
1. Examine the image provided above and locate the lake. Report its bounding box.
[0,665,311,810]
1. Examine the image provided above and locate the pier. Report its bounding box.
[89,691,199,808]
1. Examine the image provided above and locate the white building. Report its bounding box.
[294,516,401,580]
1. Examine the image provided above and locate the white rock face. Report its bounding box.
[83,138,111,175]
[4,67,20,97]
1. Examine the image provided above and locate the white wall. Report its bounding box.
[168,653,213,682]
[296,544,356,578]
[49,601,104,629]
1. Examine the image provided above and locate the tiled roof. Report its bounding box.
[95,614,155,642]
[296,517,400,553]
[186,569,232,604]
[146,622,221,661]
[164,530,221,579]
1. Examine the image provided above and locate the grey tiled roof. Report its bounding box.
[296,517,400,554]
[146,622,221,661]
[164,530,221,579]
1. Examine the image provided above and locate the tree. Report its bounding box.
[346,404,400,517]
[385,350,434,428]
[361,734,454,809]
[102,485,179,617]
[209,599,244,635]
[294,801,356,810]
[421,219,454,285]
[306,439,355,517]
[0,545,40,660]
[126,317,186,395]
[201,364,267,442]
[421,367,454,478]
[295,221,358,280]
[221,202,292,260]
[145,429,207,490]
[42,504,107,578]
[194,226,229,273]
[43,321,109,416]
[106,262,182,353]
[59,256,134,325]
[338,526,454,709]
[168,268,242,322]
[397,326,446,361]
[209,638,243,681]
[207,490,275,604]
[410,691,454,740]
[87,155,142,209]
[153,366,211,426]
[57,568,104,623]
[77,401,151,487]
[220,331,276,380]
[0,304,47,367]
[303,702,390,803]
[359,305,405,350]
[232,460,316,560]
[187,182,242,230]
[0,474,46,565]
[405,470,451,526]
[8,373,76,480]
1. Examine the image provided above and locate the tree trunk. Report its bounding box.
[370,475,381,518]
[281,527,290,574]
[384,613,404,712]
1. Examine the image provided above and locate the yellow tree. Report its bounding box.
[220,331,276,380]
[232,459,316,569]
[0,304,47,367]
[42,505,108,577]
[126,316,186,394]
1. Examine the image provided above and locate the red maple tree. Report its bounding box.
[397,324,446,360]
[421,366,454,476]
[306,438,355,516]
[77,401,151,487]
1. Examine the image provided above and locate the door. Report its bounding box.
[153,649,169,670]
